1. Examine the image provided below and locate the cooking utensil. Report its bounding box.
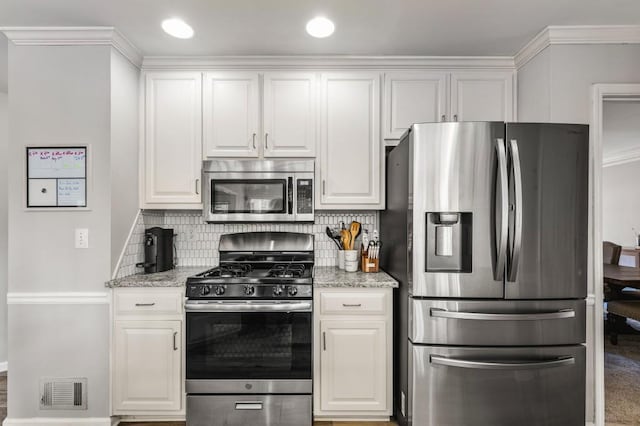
[326,226,342,250]
[349,221,361,251]
[340,229,352,251]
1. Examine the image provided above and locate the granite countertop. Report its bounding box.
[106,266,211,288]
[313,266,399,288]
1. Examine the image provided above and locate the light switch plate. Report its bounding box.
[75,228,89,249]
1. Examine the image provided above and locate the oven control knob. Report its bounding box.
[200,285,211,296]
[273,286,283,296]
[244,285,256,296]
[214,286,225,296]
[287,286,298,296]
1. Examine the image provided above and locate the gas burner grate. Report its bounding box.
[268,264,306,278]
[200,264,252,278]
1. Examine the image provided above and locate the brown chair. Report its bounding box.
[603,241,622,265]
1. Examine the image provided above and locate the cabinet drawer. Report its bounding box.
[319,291,388,316]
[114,290,183,317]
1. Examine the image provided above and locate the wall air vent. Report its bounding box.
[39,377,87,410]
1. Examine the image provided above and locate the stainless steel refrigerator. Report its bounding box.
[381,122,588,426]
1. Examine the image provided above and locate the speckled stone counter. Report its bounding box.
[313,266,398,288]
[106,266,211,288]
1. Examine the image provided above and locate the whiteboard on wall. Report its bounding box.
[26,147,87,208]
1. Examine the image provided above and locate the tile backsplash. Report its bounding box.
[115,210,378,278]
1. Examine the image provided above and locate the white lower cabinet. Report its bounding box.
[314,287,393,420]
[112,288,184,416]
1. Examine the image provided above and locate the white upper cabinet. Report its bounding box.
[143,72,202,208]
[450,71,514,122]
[263,72,317,157]
[319,72,382,209]
[203,72,260,157]
[383,72,448,139]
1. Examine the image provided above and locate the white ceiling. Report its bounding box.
[0,0,639,57]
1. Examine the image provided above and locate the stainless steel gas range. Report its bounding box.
[184,232,313,426]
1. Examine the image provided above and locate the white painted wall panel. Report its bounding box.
[516,48,551,122]
[0,91,8,364]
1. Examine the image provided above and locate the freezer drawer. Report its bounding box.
[187,394,311,426]
[411,345,585,426]
[410,299,585,346]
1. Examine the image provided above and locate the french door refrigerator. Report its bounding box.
[381,122,589,426]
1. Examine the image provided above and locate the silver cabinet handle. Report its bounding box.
[235,402,263,410]
[441,114,446,122]
[135,302,155,307]
[494,138,508,281]
[195,178,200,195]
[342,303,362,307]
[453,114,458,121]
[430,308,575,321]
[430,355,575,370]
[173,331,178,351]
[252,133,256,150]
[507,139,523,282]
[322,331,326,351]
[265,133,269,149]
[322,180,326,195]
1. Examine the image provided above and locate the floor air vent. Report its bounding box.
[39,377,87,410]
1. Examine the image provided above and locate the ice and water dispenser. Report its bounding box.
[425,212,472,272]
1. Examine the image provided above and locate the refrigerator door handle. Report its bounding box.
[507,139,523,282]
[430,307,575,321]
[430,355,575,370]
[494,138,509,281]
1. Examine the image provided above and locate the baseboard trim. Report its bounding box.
[0,361,7,372]
[7,292,110,305]
[3,418,111,426]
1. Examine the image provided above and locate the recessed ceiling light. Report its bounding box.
[161,18,194,39]
[306,17,335,38]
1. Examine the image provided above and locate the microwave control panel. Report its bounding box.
[297,179,313,214]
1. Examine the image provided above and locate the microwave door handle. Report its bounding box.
[287,177,293,215]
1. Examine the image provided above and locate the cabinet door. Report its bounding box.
[320,320,387,412]
[384,72,448,139]
[450,71,514,122]
[263,72,317,157]
[113,320,182,412]
[319,73,382,209]
[144,72,202,207]
[203,72,260,157]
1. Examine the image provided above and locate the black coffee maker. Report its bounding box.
[137,227,175,273]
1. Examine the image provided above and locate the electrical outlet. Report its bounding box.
[75,228,89,249]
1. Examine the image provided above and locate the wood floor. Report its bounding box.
[128,422,397,426]
[0,372,6,421]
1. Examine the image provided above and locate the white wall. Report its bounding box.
[602,100,640,247]
[7,43,112,418]
[0,90,8,367]
[602,100,640,161]
[110,49,139,274]
[603,161,640,247]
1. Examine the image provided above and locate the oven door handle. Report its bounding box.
[185,301,313,312]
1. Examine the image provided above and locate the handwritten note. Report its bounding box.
[57,179,86,207]
[28,148,86,178]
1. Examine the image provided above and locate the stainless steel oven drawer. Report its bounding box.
[410,299,585,345]
[187,394,311,426]
[411,344,585,426]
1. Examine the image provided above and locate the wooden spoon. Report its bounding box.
[349,221,361,250]
[341,229,352,251]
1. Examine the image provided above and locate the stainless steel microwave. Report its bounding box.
[202,160,314,223]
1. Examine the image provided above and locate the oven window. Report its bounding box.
[212,179,286,214]
[186,311,312,380]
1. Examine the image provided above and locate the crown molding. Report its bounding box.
[141,55,515,71]
[515,25,640,69]
[603,146,640,168]
[0,26,142,68]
